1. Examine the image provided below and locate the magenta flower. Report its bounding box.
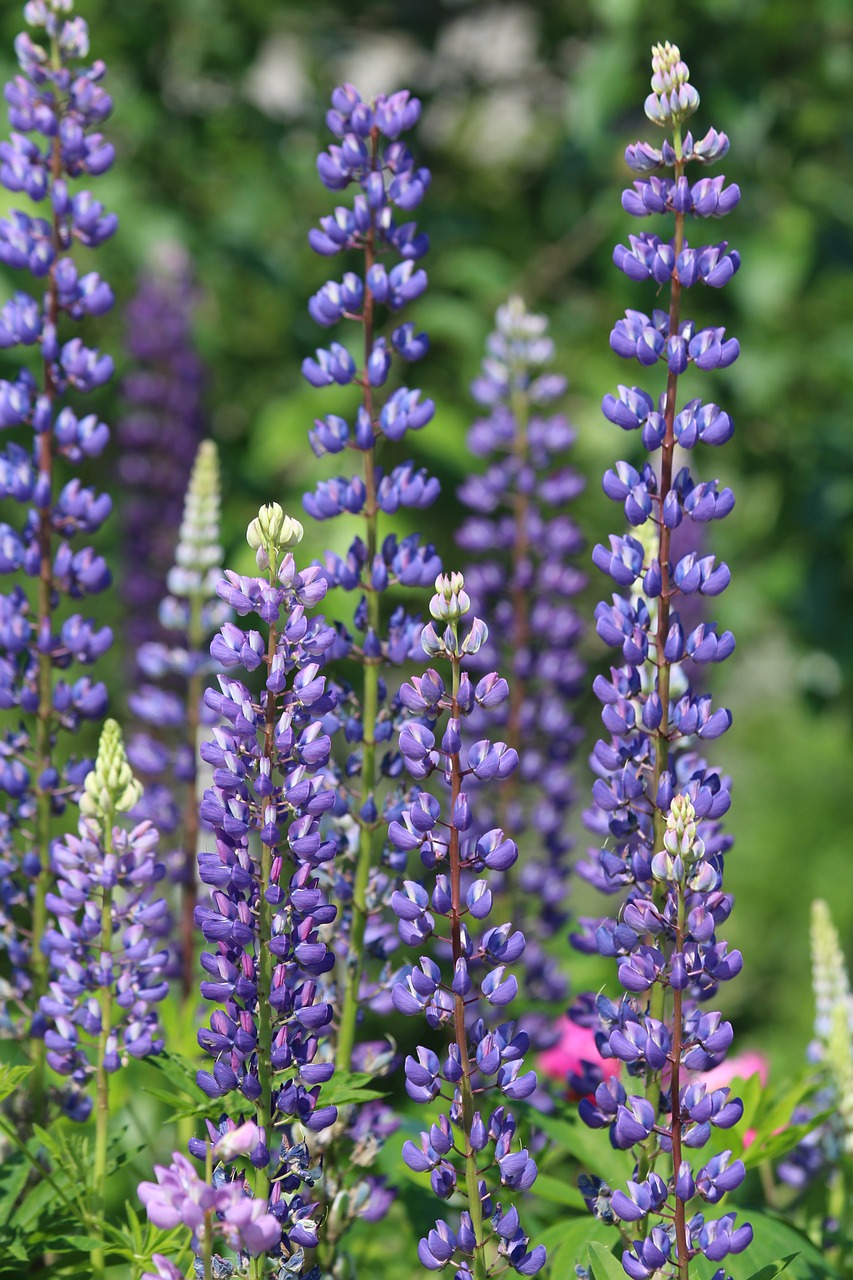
[139,1152,280,1257]
[538,1017,622,1099]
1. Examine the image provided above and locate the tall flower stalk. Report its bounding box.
[0,0,116,1115]
[127,439,227,994]
[116,252,205,650]
[193,504,340,1277]
[391,571,545,1280]
[303,83,440,1073]
[40,718,169,1278]
[457,297,585,1044]
[777,900,853,1263]
[577,44,751,1278]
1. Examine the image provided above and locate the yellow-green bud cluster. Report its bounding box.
[651,794,714,887]
[246,502,304,572]
[429,571,470,623]
[80,718,143,829]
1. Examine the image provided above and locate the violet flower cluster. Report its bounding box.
[193,505,340,1273]
[127,439,227,993]
[140,1122,280,1280]
[303,83,441,1078]
[576,44,751,1278]
[0,0,115,1057]
[116,251,205,649]
[39,718,169,1119]
[391,572,545,1279]
[457,296,585,1046]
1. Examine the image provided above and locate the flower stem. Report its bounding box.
[670,888,689,1279]
[179,589,204,997]
[448,654,488,1280]
[91,824,115,1280]
[640,140,686,1194]
[336,130,381,1072]
[29,92,64,1124]
[255,586,279,1208]
[203,1139,214,1280]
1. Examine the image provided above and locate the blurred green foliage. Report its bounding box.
[0,0,851,1087]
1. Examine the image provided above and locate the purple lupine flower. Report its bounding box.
[392,572,545,1278]
[457,296,585,1053]
[39,720,169,1125]
[299,81,440,1243]
[576,43,751,1275]
[116,250,205,649]
[139,1127,280,1268]
[194,505,340,1271]
[304,83,440,1056]
[0,0,115,1097]
[127,439,228,993]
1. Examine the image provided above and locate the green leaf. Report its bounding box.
[743,1255,800,1280]
[0,1156,31,1226]
[541,1217,616,1274]
[57,1234,107,1252]
[523,1105,633,1186]
[589,1239,629,1280]
[321,1069,388,1107]
[532,1173,586,1210]
[0,1066,31,1105]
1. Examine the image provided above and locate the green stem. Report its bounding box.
[29,51,65,1122]
[91,824,115,1280]
[670,887,689,1280]
[255,590,279,1208]
[448,653,488,1280]
[336,125,381,1072]
[179,588,204,997]
[203,1139,214,1280]
[639,128,686,1193]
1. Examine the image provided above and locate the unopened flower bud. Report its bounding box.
[429,571,470,622]
[80,718,143,827]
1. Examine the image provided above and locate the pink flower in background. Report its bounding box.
[539,1016,621,1099]
[701,1050,769,1092]
[699,1050,770,1148]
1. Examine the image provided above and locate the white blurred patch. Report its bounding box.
[433,5,538,84]
[244,33,311,120]
[335,33,426,101]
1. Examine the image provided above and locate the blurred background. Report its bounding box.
[1,0,852,1084]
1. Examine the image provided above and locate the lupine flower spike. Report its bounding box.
[304,83,441,1077]
[191,505,340,1274]
[0,0,116,1117]
[576,43,751,1279]
[457,297,585,1051]
[777,901,853,1203]
[392,572,545,1279]
[40,718,169,1278]
[128,439,228,993]
[116,250,205,648]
